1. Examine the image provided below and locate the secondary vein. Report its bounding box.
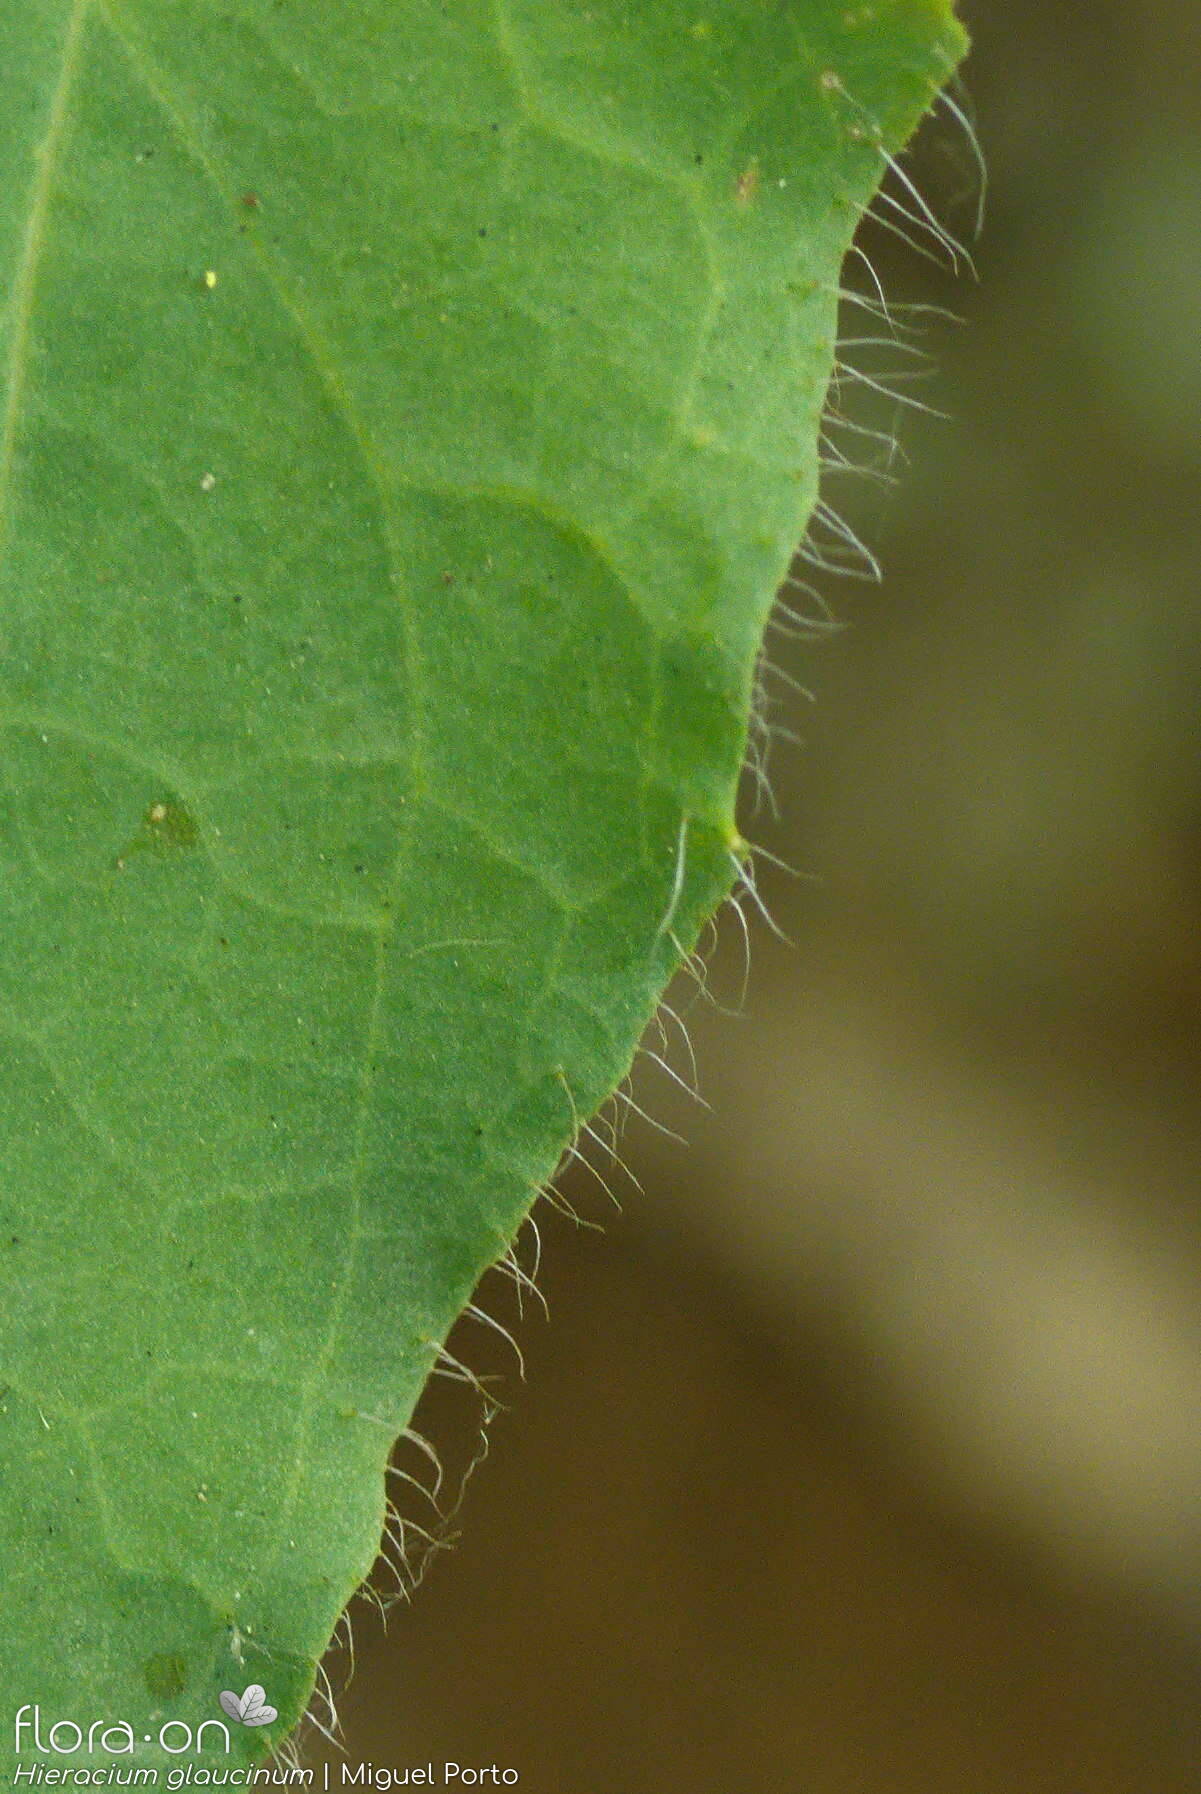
[0,0,92,567]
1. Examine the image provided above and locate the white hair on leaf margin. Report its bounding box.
[291,72,981,1777]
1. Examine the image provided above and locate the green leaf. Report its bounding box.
[0,0,964,1774]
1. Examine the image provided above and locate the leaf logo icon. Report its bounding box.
[219,1685,278,1727]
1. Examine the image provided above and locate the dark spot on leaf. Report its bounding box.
[143,1654,188,1702]
[116,800,199,867]
[144,801,199,851]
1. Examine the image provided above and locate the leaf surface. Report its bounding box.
[0,0,964,1772]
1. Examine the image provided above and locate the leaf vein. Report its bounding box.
[0,0,93,573]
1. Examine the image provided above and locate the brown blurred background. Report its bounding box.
[314,1,1201,1786]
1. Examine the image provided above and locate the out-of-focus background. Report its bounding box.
[317,2,1201,1786]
